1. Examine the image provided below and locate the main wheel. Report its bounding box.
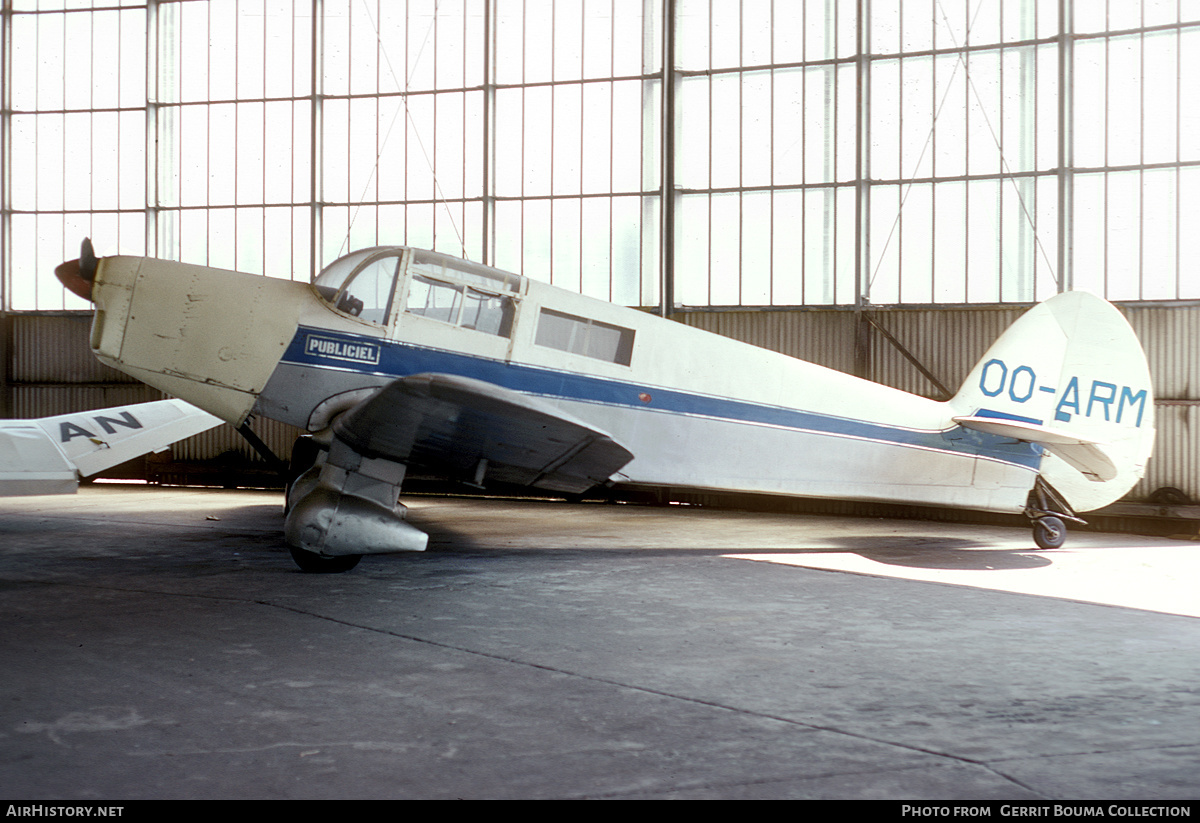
[289,546,363,573]
[1033,516,1066,550]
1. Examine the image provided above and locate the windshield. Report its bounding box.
[313,247,404,323]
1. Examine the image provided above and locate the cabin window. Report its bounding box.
[535,308,635,366]
[462,288,516,336]
[407,276,462,324]
[406,275,515,338]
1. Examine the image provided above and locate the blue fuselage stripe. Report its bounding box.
[281,327,1042,471]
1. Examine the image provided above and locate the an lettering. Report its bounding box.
[58,411,144,443]
[59,422,94,443]
[93,411,142,435]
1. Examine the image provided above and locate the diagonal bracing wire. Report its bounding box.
[868,0,1058,297]
[340,0,466,260]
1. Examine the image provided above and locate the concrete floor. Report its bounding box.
[3,484,1200,800]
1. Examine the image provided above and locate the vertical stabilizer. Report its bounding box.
[950,291,1154,512]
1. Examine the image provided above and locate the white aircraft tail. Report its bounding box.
[949,291,1155,512]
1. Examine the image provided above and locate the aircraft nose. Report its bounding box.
[55,238,98,301]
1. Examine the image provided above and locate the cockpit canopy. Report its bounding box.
[313,247,522,337]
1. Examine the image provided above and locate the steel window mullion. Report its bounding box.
[1138,16,1144,301]
[609,0,616,302]
[998,37,1005,302]
[704,0,713,306]
[345,1,352,249]
[233,0,241,267]
[439,5,444,251]
[1,2,9,311]
[203,0,211,265]
[730,5,739,307]
[1103,14,1110,298]
[262,0,268,272]
[962,0,971,303]
[578,4,584,294]
[898,0,906,303]
[483,0,494,266]
[767,0,774,307]
[548,1,555,285]
[854,0,870,313]
[660,0,676,315]
[462,3,468,258]
[1175,8,1182,299]
[519,0,526,276]
[800,0,807,305]
[830,0,837,306]
[310,0,324,280]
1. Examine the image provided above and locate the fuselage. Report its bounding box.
[251,248,1041,514]
[85,246,1042,516]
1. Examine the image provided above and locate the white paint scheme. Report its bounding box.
[0,400,222,496]
[67,245,1155,566]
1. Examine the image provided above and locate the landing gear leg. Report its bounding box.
[1026,476,1085,550]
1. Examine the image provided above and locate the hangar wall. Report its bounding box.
[2,2,1197,524]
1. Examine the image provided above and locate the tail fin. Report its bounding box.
[949,291,1155,512]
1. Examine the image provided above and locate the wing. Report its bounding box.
[332,373,634,494]
[0,399,222,496]
[953,414,1117,482]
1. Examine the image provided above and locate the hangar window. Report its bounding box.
[535,309,634,366]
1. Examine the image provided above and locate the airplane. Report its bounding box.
[0,398,222,496]
[55,239,1155,572]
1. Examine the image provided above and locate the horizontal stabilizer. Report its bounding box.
[953,415,1118,482]
[0,399,222,496]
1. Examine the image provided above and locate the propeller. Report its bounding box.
[55,238,98,301]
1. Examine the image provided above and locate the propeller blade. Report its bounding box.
[55,238,97,301]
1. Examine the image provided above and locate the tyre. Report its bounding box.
[289,546,363,573]
[1033,516,1066,550]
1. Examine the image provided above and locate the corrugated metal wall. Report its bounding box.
[2,313,301,480]
[4,305,1197,503]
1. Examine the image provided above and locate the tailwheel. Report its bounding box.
[1032,516,1067,550]
[1026,476,1084,551]
[289,546,362,573]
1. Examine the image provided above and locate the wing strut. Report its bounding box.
[235,420,290,481]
